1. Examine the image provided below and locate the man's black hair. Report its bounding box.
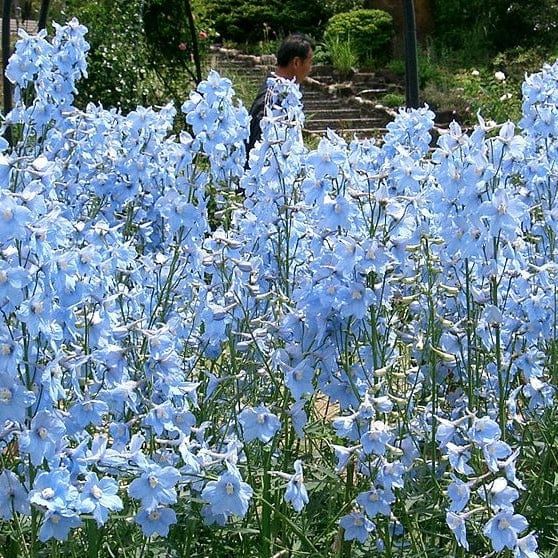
[276,33,314,67]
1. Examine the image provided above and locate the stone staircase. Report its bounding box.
[209,48,399,140]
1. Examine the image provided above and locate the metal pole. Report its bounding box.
[403,0,419,108]
[2,0,13,145]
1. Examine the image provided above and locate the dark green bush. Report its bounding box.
[64,0,156,111]
[206,0,331,43]
[143,0,213,65]
[324,9,394,67]
[432,0,558,58]
[62,0,209,112]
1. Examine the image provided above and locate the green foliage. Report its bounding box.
[325,0,365,13]
[142,0,214,96]
[430,0,494,61]
[143,0,201,64]
[502,1,558,49]
[518,406,558,551]
[380,92,405,108]
[62,0,211,112]
[206,0,332,43]
[326,36,358,76]
[493,45,558,82]
[324,9,394,67]
[385,58,405,76]
[422,66,522,124]
[432,0,558,58]
[63,0,156,111]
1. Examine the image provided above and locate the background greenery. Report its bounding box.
[324,9,394,68]
[12,0,558,129]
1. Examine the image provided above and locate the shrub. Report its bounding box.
[421,67,522,124]
[326,36,358,76]
[432,0,558,56]
[62,0,210,112]
[4,18,558,558]
[380,92,405,107]
[324,9,394,67]
[142,0,213,66]
[63,0,156,111]
[141,0,213,101]
[207,0,331,43]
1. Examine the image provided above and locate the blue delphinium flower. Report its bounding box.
[446,511,469,550]
[39,509,82,542]
[0,262,31,309]
[135,505,177,537]
[435,416,459,448]
[284,360,314,401]
[200,504,228,526]
[201,465,253,518]
[307,137,347,179]
[0,470,30,518]
[2,19,557,554]
[0,192,33,243]
[360,421,394,456]
[513,533,539,558]
[0,376,35,424]
[339,511,375,543]
[29,468,78,518]
[480,477,519,512]
[446,442,474,475]
[356,486,394,518]
[283,460,309,512]
[19,409,66,466]
[238,404,281,443]
[67,399,109,433]
[128,463,180,511]
[479,187,528,240]
[484,510,529,552]
[79,472,123,526]
[482,439,512,472]
[289,399,308,438]
[142,401,176,436]
[447,475,471,513]
[376,460,405,490]
[468,416,501,446]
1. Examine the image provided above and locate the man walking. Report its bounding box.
[246,33,314,155]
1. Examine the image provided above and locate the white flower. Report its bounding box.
[471,69,480,77]
[494,71,506,81]
[500,92,513,101]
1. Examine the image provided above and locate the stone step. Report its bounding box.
[217,58,257,67]
[305,117,388,130]
[0,17,37,34]
[306,108,366,118]
[354,88,392,99]
[310,75,336,84]
[218,67,268,78]
[304,127,388,138]
[303,98,357,108]
[311,64,335,74]
[351,72,378,84]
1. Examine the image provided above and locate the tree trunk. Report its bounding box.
[2,0,13,145]
[403,0,419,108]
[38,0,51,31]
[184,0,202,84]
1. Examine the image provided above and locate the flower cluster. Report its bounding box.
[0,20,556,557]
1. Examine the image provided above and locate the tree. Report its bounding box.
[207,0,333,42]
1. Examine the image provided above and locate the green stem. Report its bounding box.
[339,460,354,558]
[261,448,272,558]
